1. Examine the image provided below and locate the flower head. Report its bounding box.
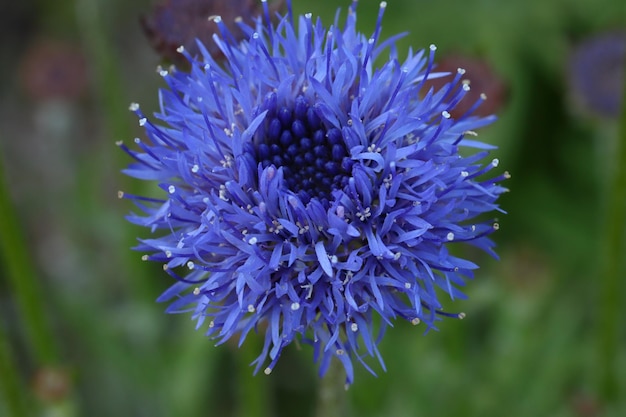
[120,0,508,383]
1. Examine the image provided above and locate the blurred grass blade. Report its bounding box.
[0,323,30,416]
[0,156,58,365]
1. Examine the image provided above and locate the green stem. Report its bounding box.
[314,359,348,417]
[0,156,58,365]
[597,61,626,402]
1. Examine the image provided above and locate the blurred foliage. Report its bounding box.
[1,0,624,416]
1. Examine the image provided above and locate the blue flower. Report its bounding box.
[119,0,508,384]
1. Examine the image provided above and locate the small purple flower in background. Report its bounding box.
[119,0,508,383]
[569,31,625,118]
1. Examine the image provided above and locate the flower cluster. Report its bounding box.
[120,0,508,383]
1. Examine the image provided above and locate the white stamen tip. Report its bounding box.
[115,140,123,146]
[492,158,499,167]
[411,318,421,325]
[187,261,195,270]
[193,287,200,295]
[248,237,258,245]
[210,15,222,23]
[493,223,500,230]
[291,302,300,311]
[442,111,451,119]
[252,32,259,39]
[165,250,172,258]
[176,46,185,53]
[159,69,168,77]
[139,118,147,127]
[457,68,466,75]
[129,102,139,111]
[141,255,149,261]
[458,312,466,319]
[336,349,345,355]
[248,304,255,313]
[264,367,272,375]
[404,282,411,289]
[380,1,387,8]
[446,232,455,241]
[191,164,200,173]
[463,83,471,91]
[480,93,487,100]
[305,13,312,19]
[219,185,228,201]
[168,185,176,194]
[461,171,469,177]
[430,44,437,51]
[350,323,358,332]
[117,191,124,199]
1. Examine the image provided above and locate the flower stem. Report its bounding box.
[314,359,348,417]
[597,63,626,402]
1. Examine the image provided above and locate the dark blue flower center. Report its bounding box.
[251,94,353,205]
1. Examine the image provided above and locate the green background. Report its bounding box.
[1,0,624,416]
